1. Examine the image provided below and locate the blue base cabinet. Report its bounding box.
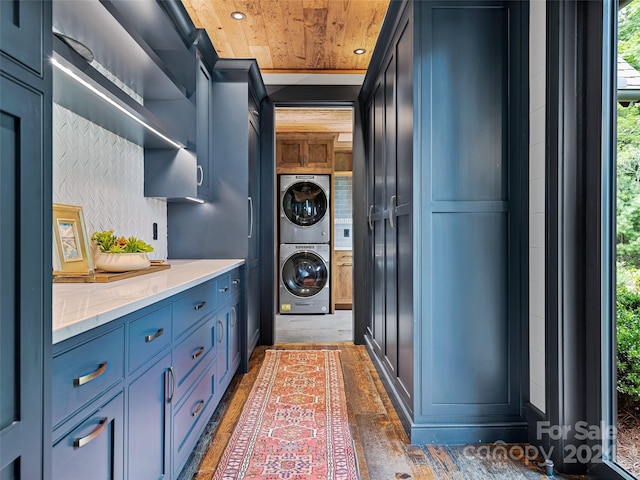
[52,391,125,480]
[128,353,171,479]
[52,267,244,480]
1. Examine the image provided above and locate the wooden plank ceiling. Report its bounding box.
[181,0,390,74]
[276,107,353,148]
[275,107,352,133]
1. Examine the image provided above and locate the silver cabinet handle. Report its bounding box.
[196,165,204,186]
[217,320,224,343]
[191,346,205,360]
[232,278,240,285]
[194,301,206,311]
[219,286,229,293]
[388,195,397,229]
[145,328,164,343]
[191,400,205,418]
[74,362,108,387]
[167,366,176,404]
[368,204,374,230]
[231,307,237,327]
[74,417,108,448]
[248,196,254,238]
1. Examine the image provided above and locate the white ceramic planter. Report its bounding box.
[94,252,150,272]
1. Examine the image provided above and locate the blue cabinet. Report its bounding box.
[52,391,125,480]
[361,0,526,445]
[168,61,268,367]
[128,353,171,479]
[0,1,51,475]
[1,0,45,73]
[52,267,244,480]
[196,56,214,202]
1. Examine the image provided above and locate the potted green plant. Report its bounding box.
[91,230,154,272]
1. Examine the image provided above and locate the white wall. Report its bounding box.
[52,104,168,261]
[529,0,546,413]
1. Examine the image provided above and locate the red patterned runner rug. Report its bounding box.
[212,349,359,480]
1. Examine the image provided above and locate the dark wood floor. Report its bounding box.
[191,343,584,480]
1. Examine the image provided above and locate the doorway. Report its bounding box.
[273,105,355,343]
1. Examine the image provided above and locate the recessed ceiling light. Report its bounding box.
[231,11,246,20]
[353,48,366,55]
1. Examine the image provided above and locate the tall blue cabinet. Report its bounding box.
[360,0,528,444]
[0,0,52,478]
[168,59,271,368]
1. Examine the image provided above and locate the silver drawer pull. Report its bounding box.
[145,328,164,343]
[194,301,206,311]
[230,307,237,327]
[74,362,108,387]
[191,346,205,360]
[191,400,205,418]
[232,279,240,285]
[217,321,224,343]
[167,367,176,404]
[219,286,229,293]
[74,417,108,448]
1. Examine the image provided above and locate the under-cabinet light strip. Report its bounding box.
[51,57,183,149]
[185,197,205,204]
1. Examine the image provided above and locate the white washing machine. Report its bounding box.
[279,243,330,314]
[280,174,330,244]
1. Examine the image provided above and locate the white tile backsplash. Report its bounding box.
[53,104,167,260]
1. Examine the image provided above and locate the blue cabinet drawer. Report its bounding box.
[173,315,215,402]
[52,391,124,480]
[229,268,242,297]
[173,280,216,339]
[216,273,231,304]
[128,304,172,373]
[172,363,216,475]
[53,327,125,427]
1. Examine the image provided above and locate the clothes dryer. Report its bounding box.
[280,174,330,243]
[279,243,330,314]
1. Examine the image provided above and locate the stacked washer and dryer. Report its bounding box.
[279,174,331,314]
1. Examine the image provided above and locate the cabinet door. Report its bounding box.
[216,312,229,390]
[127,353,171,480]
[52,392,124,480]
[371,82,386,354]
[395,18,414,402]
[305,137,333,171]
[383,53,399,376]
[0,0,44,73]
[248,114,260,264]
[0,76,46,480]
[228,300,241,372]
[196,58,214,201]
[276,137,305,171]
[335,252,353,307]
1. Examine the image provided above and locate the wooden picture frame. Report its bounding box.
[52,203,94,275]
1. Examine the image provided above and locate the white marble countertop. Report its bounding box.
[52,259,244,344]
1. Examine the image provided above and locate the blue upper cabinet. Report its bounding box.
[1,0,45,74]
[195,53,215,202]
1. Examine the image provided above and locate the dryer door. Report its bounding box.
[282,181,328,227]
[281,251,328,298]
